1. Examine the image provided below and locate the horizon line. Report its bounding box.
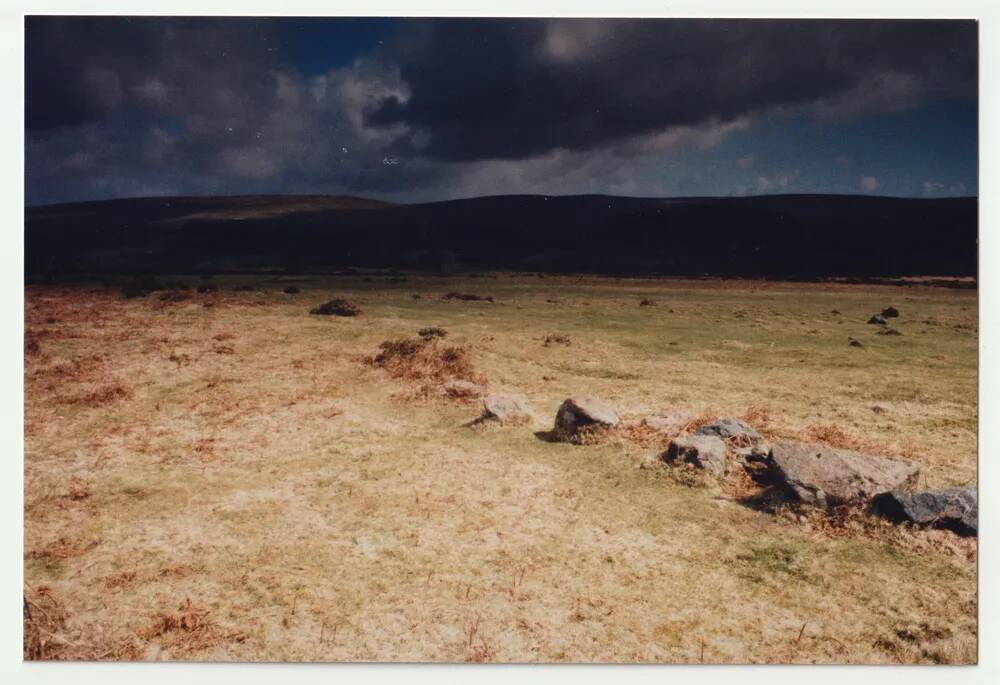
[25,190,980,210]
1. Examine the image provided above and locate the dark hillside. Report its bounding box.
[25,193,977,278]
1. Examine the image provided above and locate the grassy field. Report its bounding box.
[23,274,978,663]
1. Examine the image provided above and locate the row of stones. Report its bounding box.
[482,393,977,537]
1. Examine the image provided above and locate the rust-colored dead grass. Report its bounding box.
[561,422,617,446]
[102,570,138,590]
[803,423,893,456]
[140,598,247,655]
[741,404,776,438]
[678,411,718,434]
[368,336,485,385]
[67,477,92,501]
[23,584,71,660]
[60,381,132,406]
[611,420,665,450]
[30,537,100,563]
[25,330,42,355]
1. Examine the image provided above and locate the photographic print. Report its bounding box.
[23,15,978,663]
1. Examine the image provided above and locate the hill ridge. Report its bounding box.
[25,193,977,278]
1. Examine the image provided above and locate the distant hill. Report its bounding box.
[25,193,977,279]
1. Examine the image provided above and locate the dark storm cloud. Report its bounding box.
[25,17,280,132]
[26,17,145,130]
[24,17,977,204]
[368,19,977,161]
[25,16,433,203]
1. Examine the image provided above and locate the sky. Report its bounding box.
[24,17,978,205]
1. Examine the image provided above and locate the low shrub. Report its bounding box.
[310,299,361,316]
[368,336,483,384]
[543,334,572,347]
[121,275,164,299]
[442,292,494,302]
[418,327,448,339]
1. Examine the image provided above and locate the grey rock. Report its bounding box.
[662,435,727,479]
[482,394,531,423]
[695,417,762,442]
[732,445,771,463]
[553,396,620,441]
[643,410,693,433]
[871,487,977,536]
[769,442,920,507]
[868,314,888,325]
[695,418,769,456]
[443,379,485,398]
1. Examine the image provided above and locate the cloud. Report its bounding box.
[608,117,750,156]
[756,169,801,193]
[860,176,879,192]
[25,18,430,203]
[133,77,169,106]
[218,146,281,179]
[23,17,977,204]
[540,20,612,62]
[811,71,925,120]
[368,19,976,161]
[924,180,968,196]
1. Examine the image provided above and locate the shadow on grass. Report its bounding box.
[462,414,491,428]
[733,486,789,513]
[533,430,560,443]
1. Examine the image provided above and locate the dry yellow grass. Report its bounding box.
[23,275,977,663]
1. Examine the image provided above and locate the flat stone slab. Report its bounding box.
[662,435,727,479]
[482,394,532,423]
[872,487,977,536]
[769,442,920,507]
[443,379,485,398]
[695,417,762,442]
[643,410,693,433]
